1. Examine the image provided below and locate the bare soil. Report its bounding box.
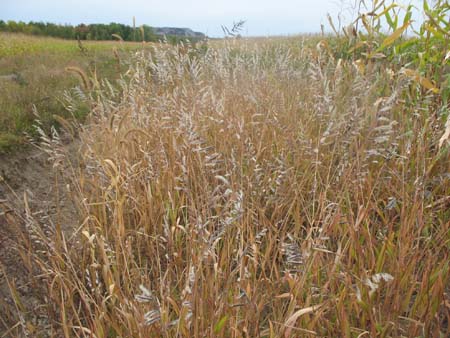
[0,139,80,337]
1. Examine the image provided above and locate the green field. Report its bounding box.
[0,33,149,151]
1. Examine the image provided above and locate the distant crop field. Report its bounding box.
[0,33,151,151]
[0,32,147,57]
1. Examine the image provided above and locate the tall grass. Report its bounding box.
[5,1,450,337]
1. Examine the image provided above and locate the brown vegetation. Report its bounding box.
[3,37,447,337]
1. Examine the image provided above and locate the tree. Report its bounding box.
[0,20,162,42]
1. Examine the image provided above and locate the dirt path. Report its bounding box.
[0,140,80,337]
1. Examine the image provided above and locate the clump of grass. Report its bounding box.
[0,133,24,151]
[6,1,449,337]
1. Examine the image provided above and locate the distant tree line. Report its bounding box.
[0,20,158,41]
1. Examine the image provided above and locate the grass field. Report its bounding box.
[0,1,449,337]
[0,33,149,151]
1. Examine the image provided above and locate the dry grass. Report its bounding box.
[7,36,450,337]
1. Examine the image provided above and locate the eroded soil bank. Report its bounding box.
[0,140,79,337]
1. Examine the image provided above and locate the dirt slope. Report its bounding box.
[0,140,79,337]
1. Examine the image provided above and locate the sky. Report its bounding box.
[1,0,354,37]
[1,0,423,37]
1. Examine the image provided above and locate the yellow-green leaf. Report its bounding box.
[402,68,440,93]
[348,41,367,53]
[361,14,373,35]
[214,315,229,333]
[375,3,399,21]
[378,21,411,50]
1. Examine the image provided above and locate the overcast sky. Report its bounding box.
[1,0,422,37]
[1,0,357,36]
